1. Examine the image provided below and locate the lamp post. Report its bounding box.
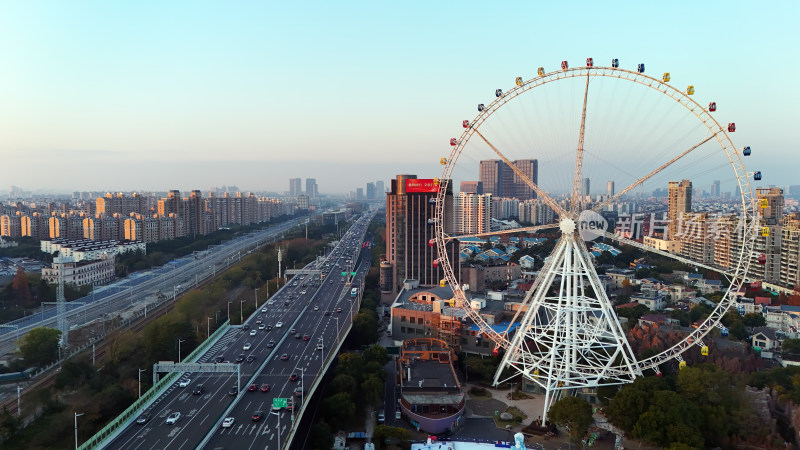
[270,410,282,449]
[74,411,84,450]
[509,382,516,400]
[240,299,245,323]
[207,317,212,338]
[138,369,146,398]
[227,301,232,322]
[334,317,340,343]
[178,338,185,362]
[254,288,260,308]
[319,337,325,363]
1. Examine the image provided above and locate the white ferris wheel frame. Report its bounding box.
[433,64,757,375]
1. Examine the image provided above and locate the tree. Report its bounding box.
[364,345,391,366]
[18,327,61,367]
[11,268,34,308]
[323,392,356,429]
[606,376,668,432]
[742,312,766,327]
[330,374,358,398]
[547,396,593,441]
[372,425,410,450]
[631,391,703,448]
[360,375,384,406]
[308,421,334,450]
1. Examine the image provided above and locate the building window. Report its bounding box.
[401,316,406,322]
[401,327,406,333]
[417,318,423,325]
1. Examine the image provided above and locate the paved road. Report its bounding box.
[104,210,376,450]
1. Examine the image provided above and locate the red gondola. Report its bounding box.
[462,120,469,128]
[758,254,767,265]
[728,123,736,132]
[492,346,499,357]
[561,60,568,70]
[428,239,435,247]
[750,281,760,289]
[432,259,439,268]
[709,102,716,112]
[586,58,593,67]
[450,138,457,146]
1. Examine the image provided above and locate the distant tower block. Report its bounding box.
[607,181,615,197]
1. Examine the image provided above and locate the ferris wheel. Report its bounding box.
[433,58,759,422]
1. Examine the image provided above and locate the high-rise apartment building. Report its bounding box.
[667,180,692,239]
[581,178,591,196]
[454,192,492,235]
[375,180,385,196]
[479,159,538,199]
[386,175,459,293]
[460,181,484,195]
[366,182,376,200]
[711,180,721,198]
[607,181,615,197]
[289,178,302,197]
[305,178,318,199]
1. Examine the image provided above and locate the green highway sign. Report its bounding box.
[341,272,347,276]
[272,398,288,408]
[351,272,356,276]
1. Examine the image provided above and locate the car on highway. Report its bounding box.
[313,306,319,311]
[243,343,251,351]
[294,332,302,339]
[135,413,150,425]
[192,384,205,395]
[267,340,275,348]
[289,374,298,381]
[258,324,265,330]
[324,311,330,316]
[256,319,263,324]
[261,307,267,313]
[284,301,290,306]
[166,412,181,425]
[260,383,271,392]
[316,343,324,351]
[275,322,283,328]
[249,329,257,336]
[228,386,238,396]
[236,354,245,363]
[214,355,225,363]
[289,328,296,335]
[248,383,258,392]
[294,387,303,396]
[377,412,385,423]
[280,353,289,360]
[336,308,342,313]
[302,334,310,341]
[251,410,264,422]
[222,417,235,428]
[179,379,191,388]
[243,324,250,331]
[246,355,256,363]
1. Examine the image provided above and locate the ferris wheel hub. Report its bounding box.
[559,218,576,234]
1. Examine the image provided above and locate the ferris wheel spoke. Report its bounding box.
[472,128,568,218]
[444,223,559,242]
[592,132,720,214]
[598,230,738,278]
[571,75,591,216]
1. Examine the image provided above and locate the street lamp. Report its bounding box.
[74,411,84,450]
[138,368,146,398]
[240,299,245,324]
[227,301,232,322]
[334,316,340,343]
[270,411,282,449]
[178,338,186,362]
[254,287,260,308]
[207,317,213,338]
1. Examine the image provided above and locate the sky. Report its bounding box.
[1,1,798,195]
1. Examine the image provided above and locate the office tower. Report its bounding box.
[607,181,615,197]
[386,175,458,293]
[710,180,721,198]
[479,159,538,199]
[289,178,302,197]
[356,188,364,200]
[375,180,385,196]
[581,178,590,196]
[454,192,492,235]
[667,180,692,239]
[460,181,484,195]
[366,182,376,200]
[305,178,318,198]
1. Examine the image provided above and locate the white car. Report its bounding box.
[166,412,181,425]
[258,324,266,330]
[178,379,190,388]
[249,329,257,336]
[261,307,267,313]
[222,417,235,428]
[243,343,252,351]
[275,322,283,328]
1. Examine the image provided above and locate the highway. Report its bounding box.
[0,215,313,357]
[103,210,375,450]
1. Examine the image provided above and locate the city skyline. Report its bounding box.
[1,2,798,193]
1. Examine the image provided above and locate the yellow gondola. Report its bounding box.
[663,72,670,82]
[515,77,523,86]
[761,227,770,237]
[701,346,709,356]
[537,67,544,76]
[759,198,769,208]
[679,361,687,370]
[439,279,446,287]
[687,85,695,95]
[533,369,539,379]
[440,158,447,165]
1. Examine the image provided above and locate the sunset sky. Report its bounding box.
[1,1,797,194]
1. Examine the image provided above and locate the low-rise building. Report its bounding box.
[42,254,115,286]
